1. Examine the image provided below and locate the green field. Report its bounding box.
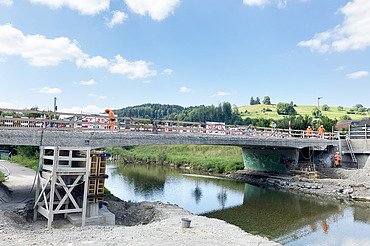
[238,104,367,120]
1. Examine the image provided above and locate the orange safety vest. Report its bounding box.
[306,127,313,136]
[318,126,325,135]
[334,153,340,166]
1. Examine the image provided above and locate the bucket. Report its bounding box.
[181,218,191,228]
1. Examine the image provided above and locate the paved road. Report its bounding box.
[0,160,36,209]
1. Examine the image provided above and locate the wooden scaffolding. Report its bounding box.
[33,147,91,228]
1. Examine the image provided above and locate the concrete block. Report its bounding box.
[67,206,115,226]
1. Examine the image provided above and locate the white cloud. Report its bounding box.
[0,23,84,66]
[242,0,286,8]
[124,0,180,21]
[336,65,345,71]
[0,24,158,80]
[80,79,96,85]
[346,70,369,79]
[0,0,13,6]
[162,68,173,75]
[0,101,15,108]
[179,86,190,93]
[77,56,109,68]
[38,87,62,94]
[106,10,128,28]
[109,55,157,80]
[89,93,107,99]
[29,0,109,15]
[212,91,231,97]
[143,80,151,83]
[59,105,103,114]
[298,0,370,52]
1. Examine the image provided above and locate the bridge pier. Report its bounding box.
[242,147,299,173]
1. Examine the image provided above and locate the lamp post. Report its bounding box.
[317,97,323,108]
[54,97,57,112]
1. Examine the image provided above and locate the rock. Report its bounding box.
[343,188,354,195]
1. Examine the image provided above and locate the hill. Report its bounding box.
[238,104,367,121]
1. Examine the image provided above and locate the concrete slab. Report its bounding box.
[67,206,115,226]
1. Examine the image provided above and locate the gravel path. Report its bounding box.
[0,161,279,246]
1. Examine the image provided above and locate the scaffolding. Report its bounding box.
[33,147,92,228]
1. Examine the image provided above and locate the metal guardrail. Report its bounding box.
[0,108,339,140]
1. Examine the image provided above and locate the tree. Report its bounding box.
[312,107,322,118]
[262,96,271,105]
[276,102,297,115]
[337,106,344,111]
[322,104,330,111]
[255,97,261,105]
[354,104,364,110]
[250,97,255,105]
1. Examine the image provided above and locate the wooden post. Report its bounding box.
[81,148,91,227]
[47,147,58,229]
[365,124,368,149]
[34,146,43,222]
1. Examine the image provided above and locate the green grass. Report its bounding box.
[239,104,367,120]
[0,172,4,182]
[10,155,39,171]
[108,145,244,173]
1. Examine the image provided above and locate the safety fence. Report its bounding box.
[0,108,338,140]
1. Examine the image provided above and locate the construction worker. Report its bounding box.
[318,125,325,138]
[334,151,341,168]
[105,109,116,129]
[306,126,313,138]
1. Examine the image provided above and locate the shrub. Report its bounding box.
[322,104,330,111]
[276,102,296,115]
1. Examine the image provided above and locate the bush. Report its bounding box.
[262,96,271,105]
[340,115,352,120]
[276,102,296,115]
[312,107,322,118]
[337,106,344,111]
[322,104,330,111]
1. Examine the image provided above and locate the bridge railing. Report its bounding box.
[0,108,338,140]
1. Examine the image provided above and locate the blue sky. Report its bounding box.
[0,0,369,113]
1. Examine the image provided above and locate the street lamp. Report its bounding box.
[317,97,323,108]
[54,97,57,112]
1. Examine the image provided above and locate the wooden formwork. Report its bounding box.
[88,151,108,203]
[34,147,91,229]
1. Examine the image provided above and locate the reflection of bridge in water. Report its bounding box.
[205,184,344,243]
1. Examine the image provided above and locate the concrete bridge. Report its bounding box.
[0,108,340,173]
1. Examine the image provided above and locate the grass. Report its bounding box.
[10,155,39,171]
[238,104,367,120]
[107,145,244,173]
[0,172,4,182]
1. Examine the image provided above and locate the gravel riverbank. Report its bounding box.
[0,161,279,246]
[228,167,370,203]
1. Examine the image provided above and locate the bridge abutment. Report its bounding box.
[242,147,299,173]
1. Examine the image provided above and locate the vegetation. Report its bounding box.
[262,96,271,105]
[106,145,244,173]
[10,146,39,171]
[0,172,4,182]
[276,102,297,115]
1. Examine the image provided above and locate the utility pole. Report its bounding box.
[317,97,323,108]
[54,97,57,112]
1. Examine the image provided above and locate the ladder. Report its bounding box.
[345,135,357,164]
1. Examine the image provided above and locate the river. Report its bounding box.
[105,164,370,245]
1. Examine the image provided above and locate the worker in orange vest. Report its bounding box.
[105,109,116,129]
[334,151,341,167]
[318,125,325,138]
[306,126,313,138]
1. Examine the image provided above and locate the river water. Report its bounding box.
[105,164,370,245]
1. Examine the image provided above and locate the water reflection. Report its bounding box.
[106,164,370,245]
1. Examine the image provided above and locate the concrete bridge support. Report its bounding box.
[242,147,299,173]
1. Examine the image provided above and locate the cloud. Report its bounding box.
[336,65,345,71]
[143,80,151,83]
[162,68,173,75]
[242,0,287,8]
[0,101,15,108]
[0,0,13,6]
[124,0,180,21]
[38,87,62,94]
[77,56,109,68]
[346,70,369,79]
[179,86,190,93]
[212,91,231,97]
[59,105,103,114]
[0,23,84,66]
[89,93,107,99]
[109,55,157,80]
[298,0,370,52]
[0,24,158,80]
[80,79,96,85]
[106,10,128,28]
[29,0,109,15]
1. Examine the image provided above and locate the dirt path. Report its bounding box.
[0,161,279,246]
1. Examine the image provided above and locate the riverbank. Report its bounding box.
[0,161,279,246]
[228,167,370,203]
[107,145,244,173]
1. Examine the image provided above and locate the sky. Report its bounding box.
[0,0,369,113]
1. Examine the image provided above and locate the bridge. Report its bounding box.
[0,108,340,173]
